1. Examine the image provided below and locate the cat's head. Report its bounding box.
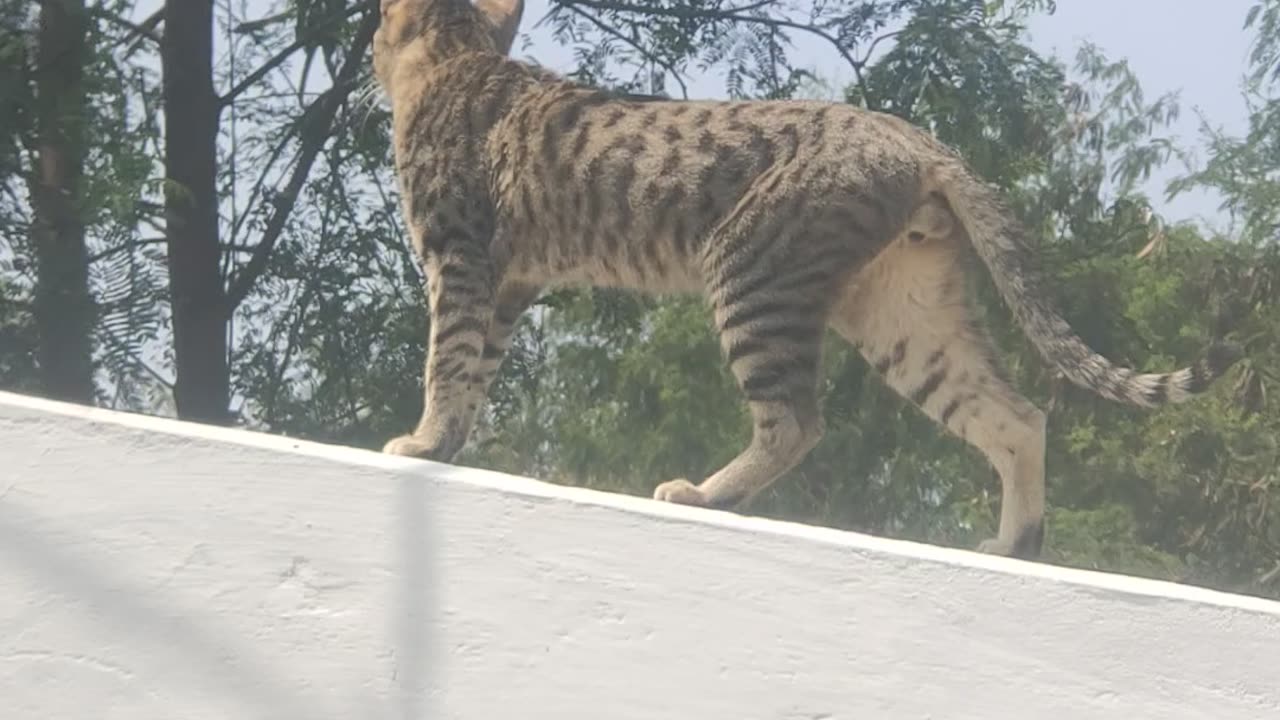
[373,0,524,91]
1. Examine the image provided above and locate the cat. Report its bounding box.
[371,0,1239,558]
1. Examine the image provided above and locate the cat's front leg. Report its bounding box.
[383,246,499,462]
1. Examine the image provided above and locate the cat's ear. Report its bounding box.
[475,0,524,55]
[379,0,408,35]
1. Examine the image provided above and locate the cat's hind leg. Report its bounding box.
[830,212,1047,558]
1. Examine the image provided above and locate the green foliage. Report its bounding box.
[0,276,37,393]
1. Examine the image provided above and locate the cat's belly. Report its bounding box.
[507,237,705,295]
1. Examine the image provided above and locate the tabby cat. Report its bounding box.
[372,0,1239,558]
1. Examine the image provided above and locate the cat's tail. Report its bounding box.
[931,161,1240,408]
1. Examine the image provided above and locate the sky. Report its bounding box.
[1024,0,1256,227]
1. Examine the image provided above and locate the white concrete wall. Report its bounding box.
[2,390,1279,720]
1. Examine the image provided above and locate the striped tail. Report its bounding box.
[933,162,1240,408]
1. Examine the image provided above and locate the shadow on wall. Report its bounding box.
[0,474,436,719]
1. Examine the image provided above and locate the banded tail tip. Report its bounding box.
[1178,340,1244,400]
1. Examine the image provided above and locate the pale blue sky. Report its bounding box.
[1024,0,1255,227]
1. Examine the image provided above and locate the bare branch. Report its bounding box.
[234,11,291,34]
[554,0,863,77]
[227,121,302,247]
[565,4,688,98]
[223,7,378,313]
[219,2,369,107]
[89,6,162,48]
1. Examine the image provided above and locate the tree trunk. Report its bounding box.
[30,0,95,404]
[162,0,229,424]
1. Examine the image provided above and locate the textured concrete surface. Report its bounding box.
[2,390,1279,719]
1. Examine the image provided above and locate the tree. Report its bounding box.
[154,0,378,423]
[27,0,95,404]
[160,0,227,422]
[0,276,38,392]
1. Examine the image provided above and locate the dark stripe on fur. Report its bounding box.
[719,299,796,333]
[434,316,488,345]
[910,367,948,407]
[1010,520,1045,560]
[725,327,816,366]
[940,395,965,426]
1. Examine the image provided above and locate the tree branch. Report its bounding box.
[234,11,292,35]
[226,99,312,250]
[89,6,162,48]
[554,0,863,77]
[219,2,369,107]
[223,6,378,314]
[565,4,688,98]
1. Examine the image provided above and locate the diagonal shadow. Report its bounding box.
[0,500,345,720]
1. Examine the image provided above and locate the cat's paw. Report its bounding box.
[976,521,1044,560]
[382,434,434,458]
[652,478,707,506]
[976,537,1015,556]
